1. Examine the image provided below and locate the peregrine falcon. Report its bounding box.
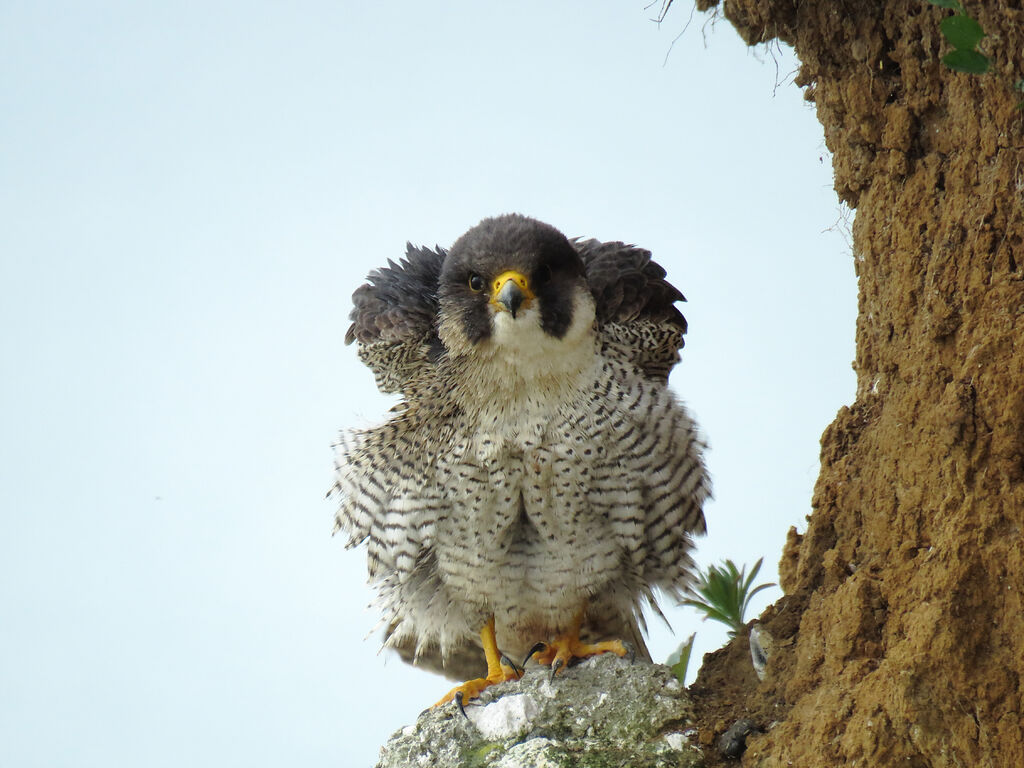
[332,214,709,707]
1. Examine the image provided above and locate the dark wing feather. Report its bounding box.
[346,244,446,393]
[575,238,688,381]
[346,243,445,345]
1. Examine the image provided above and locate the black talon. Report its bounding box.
[500,653,522,677]
[550,657,565,682]
[622,641,637,664]
[455,691,468,720]
[522,642,547,668]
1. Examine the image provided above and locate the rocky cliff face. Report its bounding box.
[687,0,1024,765]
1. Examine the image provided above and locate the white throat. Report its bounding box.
[453,287,598,427]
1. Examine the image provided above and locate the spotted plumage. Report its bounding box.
[332,214,709,684]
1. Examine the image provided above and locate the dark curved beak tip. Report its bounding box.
[496,280,525,318]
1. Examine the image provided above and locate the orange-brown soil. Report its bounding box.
[686,0,1024,765]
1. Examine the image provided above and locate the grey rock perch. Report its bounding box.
[375,654,704,768]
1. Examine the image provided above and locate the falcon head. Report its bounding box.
[437,214,597,360]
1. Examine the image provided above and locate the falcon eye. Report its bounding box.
[468,273,486,292]
[535,264,552,285]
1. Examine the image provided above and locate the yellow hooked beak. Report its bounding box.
[489,270,534,318]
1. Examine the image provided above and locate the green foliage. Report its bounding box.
[665,633,695,685]
[925,0,990,74]
[682,558,776,638]
[942,49,991,74]
[940,15,984,49]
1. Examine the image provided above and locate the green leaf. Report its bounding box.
[681,599,732,627]
[1014,79,1024,93]
[741,558,764,594]
[925,0,963,9]
[943,48,991,74]
[940,15,985,50]
[684,557,779,637]
[741,582,777,619]
[666,634,695,685]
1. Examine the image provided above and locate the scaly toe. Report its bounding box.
[531,631,630,678]
[433,665,521,709]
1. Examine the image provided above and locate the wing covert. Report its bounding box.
[346,244,446,393]
[574,238,688,381]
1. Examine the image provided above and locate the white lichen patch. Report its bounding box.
[467,693,540,740]
[664,732,686,751]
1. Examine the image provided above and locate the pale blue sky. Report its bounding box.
[1,3,855,766]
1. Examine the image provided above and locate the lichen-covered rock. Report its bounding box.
[375,654,703,768]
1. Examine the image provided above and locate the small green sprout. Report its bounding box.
[682,557,776,638]
[925,0,990,74]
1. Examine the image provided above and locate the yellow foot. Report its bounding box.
[433,616,523,712]
[433,661,522,708]
[524,611,632,677]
